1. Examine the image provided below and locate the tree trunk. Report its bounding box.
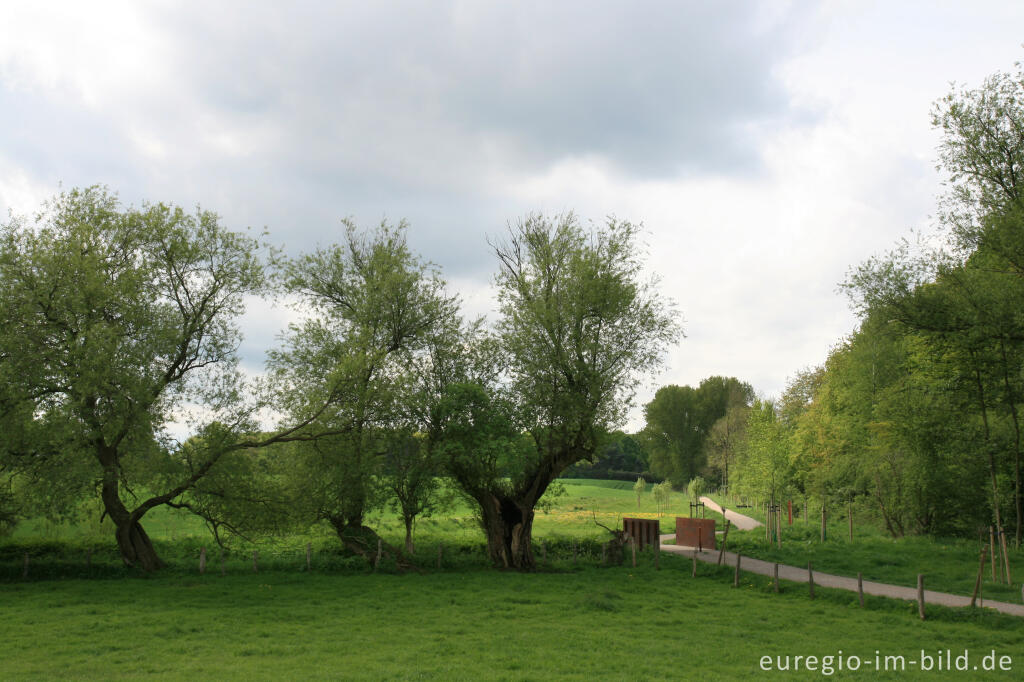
[101,470,164,570]
[404,516,415,555]
[479,494,536,570]
[115,519,164,571]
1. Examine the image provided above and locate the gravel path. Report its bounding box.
[659,522,1024,617]
[699,496,762,531]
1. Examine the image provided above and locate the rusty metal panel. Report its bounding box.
[675,517,716,550]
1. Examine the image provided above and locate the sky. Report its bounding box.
[1,1,1023,431]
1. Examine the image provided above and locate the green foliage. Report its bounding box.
[685,476,707,501]
[0,186,277,568]
[268,219,459,546]
[651,481,672,516]
[642,376,753,486]
[434,213,680,568]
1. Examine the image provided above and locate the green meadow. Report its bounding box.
[2,480,1022,680]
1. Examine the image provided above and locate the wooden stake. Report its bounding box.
[971,544,987,607]
[375,539,382,570]
[717,520,731,566]
[917,574,926,620]
[773,563,779,593]
[220,550,225,576]
[820,501,826,542]
[692,549,697,577]
[857,572,864,607]
[808,562,815,599]
[698,527,703,553]
[199,547,207,574]
[999,526,1012,585]
[990,526,997,581]
[848,501,853,542]
[252,550,259,573]
[734,553,741,587]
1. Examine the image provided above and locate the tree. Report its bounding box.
[733,400,790,506]
[846,63,1024,545]
[381,430,452,554]
[437,214,680,570]
[633,476,646,510]
[652,481,672,517]
[0,187,338,570]
[269,219,459,562]
[643,376,753,486]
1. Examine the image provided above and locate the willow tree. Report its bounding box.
[269,220,458,561]
[0,187,340,570]
[438,214,680,570]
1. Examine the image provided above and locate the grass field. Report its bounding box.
[2,481,1023,680]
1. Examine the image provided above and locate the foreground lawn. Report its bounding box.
[2,558,1021,680]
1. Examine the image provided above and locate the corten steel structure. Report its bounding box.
[622,517,661,550]
[675,517,716,550]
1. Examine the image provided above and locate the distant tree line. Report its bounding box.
[646,64,1024,547]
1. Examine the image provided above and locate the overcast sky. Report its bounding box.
[2,1,1022,430]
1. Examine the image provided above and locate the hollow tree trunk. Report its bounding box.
[479,494,536,570]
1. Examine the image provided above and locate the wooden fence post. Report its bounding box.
[220,550,226,576]
[717,520,731,566]
[306,543,312,572]
[857,572,864,607]
[199,547,207,575]
[374,539,382,570]
[808,562,815,599]
[572,539,577,565]
[437,543,443,569]
[917,574,926,620]
[773,563,779,593]
[734,553,741,587]
[252,550,259,573]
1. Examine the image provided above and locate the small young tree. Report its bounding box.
[652,481,672,517]
[633,476,646,511]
